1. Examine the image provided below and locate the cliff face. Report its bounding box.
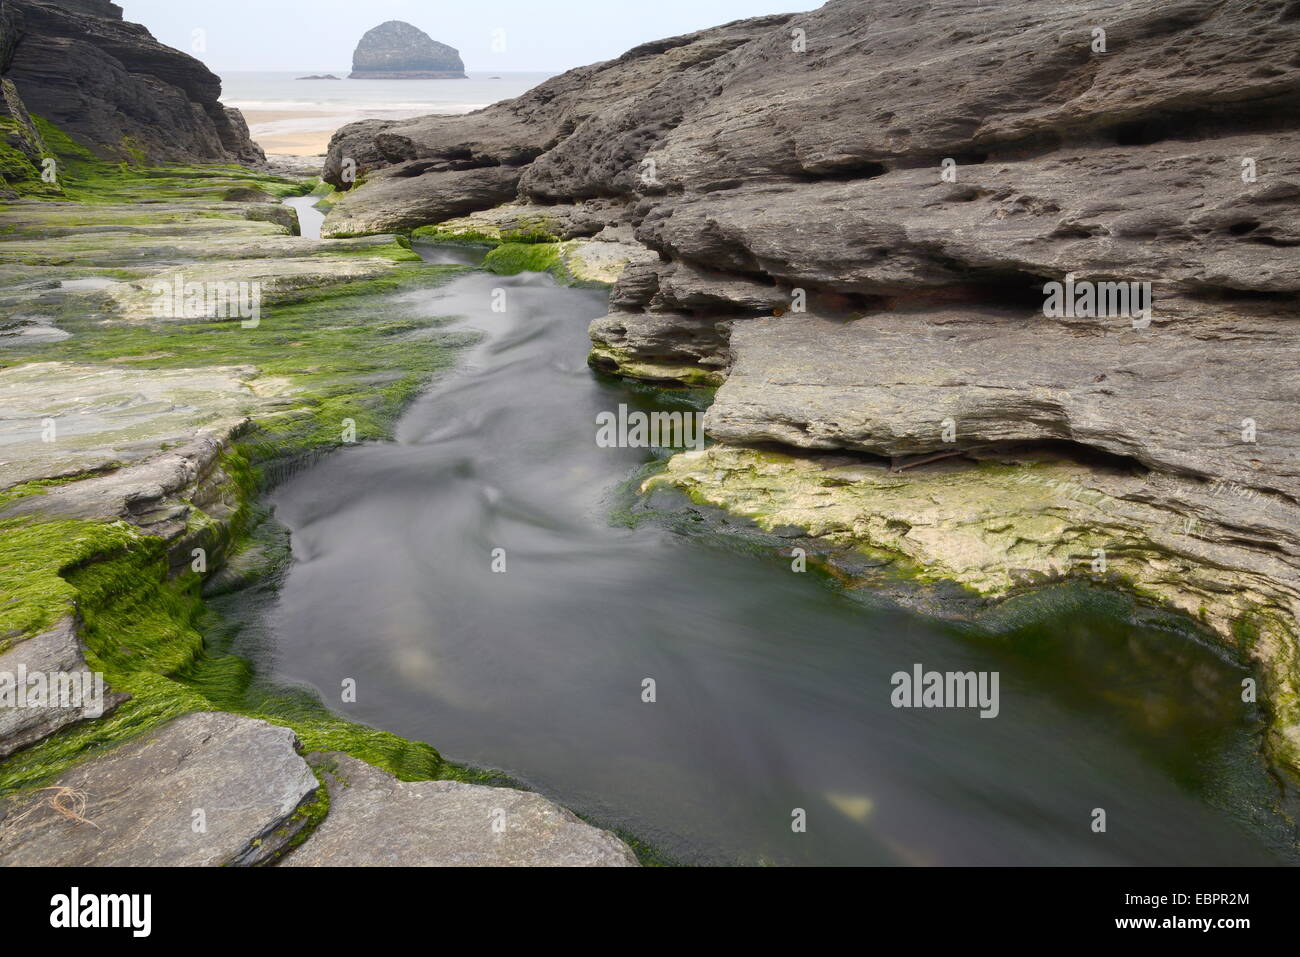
[325,0,1300,779]
[0,0,263,172]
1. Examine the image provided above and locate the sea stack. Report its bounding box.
[349,21,466,79]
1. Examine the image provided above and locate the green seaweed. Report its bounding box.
[482,241,570,281]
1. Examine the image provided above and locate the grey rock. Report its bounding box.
[610,258,661,309]
[707,297,1300,501]
[651,260,789,314]
[324,162,521,237]
[318,13,785,223]
[349,21,466,79]
[0,712,318,866]
[0,615,127,759]
[5,0,263,165]
[590,310,735,373]
[284,753,638,867]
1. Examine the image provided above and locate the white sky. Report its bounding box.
[118,0,819,72]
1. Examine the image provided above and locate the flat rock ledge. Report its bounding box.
[0,716,639,866]
[284,753,639,867]
[0,711,317,866]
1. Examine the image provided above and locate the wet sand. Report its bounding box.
[241,110,351,156]
[242,105,489,156]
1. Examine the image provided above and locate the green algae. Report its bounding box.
[4,113,309,206]
[482,241,570,280]
[589,343,727,388]
[411,218,561,246]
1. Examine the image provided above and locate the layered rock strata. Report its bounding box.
[1,0,263,172]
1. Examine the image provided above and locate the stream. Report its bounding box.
[241,231,1295,864]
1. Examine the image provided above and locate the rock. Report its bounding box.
[320,14,784,197]
[706,298,1300,498]
[0,615,128,759]
[323,162,521,237]
[4,0,263,165]
[416,199,632,243]
[284,753,638,866]
[0,712,318,866]
[589,310,732,385]
[0,361,261,495]
[296,74,340,81]
[222,186,275,203]
[0,0,23,74]
[349,21,466,79]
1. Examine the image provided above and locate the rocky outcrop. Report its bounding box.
[349,21,466,80]
[284,753,638,866]
[1,0,263,166]
[320,0,1300,783]
[320,14,788,233]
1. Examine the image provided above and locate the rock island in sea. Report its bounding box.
[348,21,467,80]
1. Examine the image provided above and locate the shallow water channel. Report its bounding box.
[245,240,1295,865]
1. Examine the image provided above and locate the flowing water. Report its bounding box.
[245,250,1295,865]
[284,196,325,240]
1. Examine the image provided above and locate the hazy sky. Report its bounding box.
[118,0,818,72]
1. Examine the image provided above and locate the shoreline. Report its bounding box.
[240,108,468,157]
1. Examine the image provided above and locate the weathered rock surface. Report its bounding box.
[349,21,466,80]
[0,711,318,865]
[320,14,788,232]
[0,361,262,492]
[0,615,127,759]
[323,0,1300,782]
[2,0,263,166]
[284,753,638,867]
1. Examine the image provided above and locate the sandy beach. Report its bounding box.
[240,110,338,155]
[240,109,439,156]
[223,72,550,157]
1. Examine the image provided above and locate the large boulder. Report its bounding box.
[349,21,466,79]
